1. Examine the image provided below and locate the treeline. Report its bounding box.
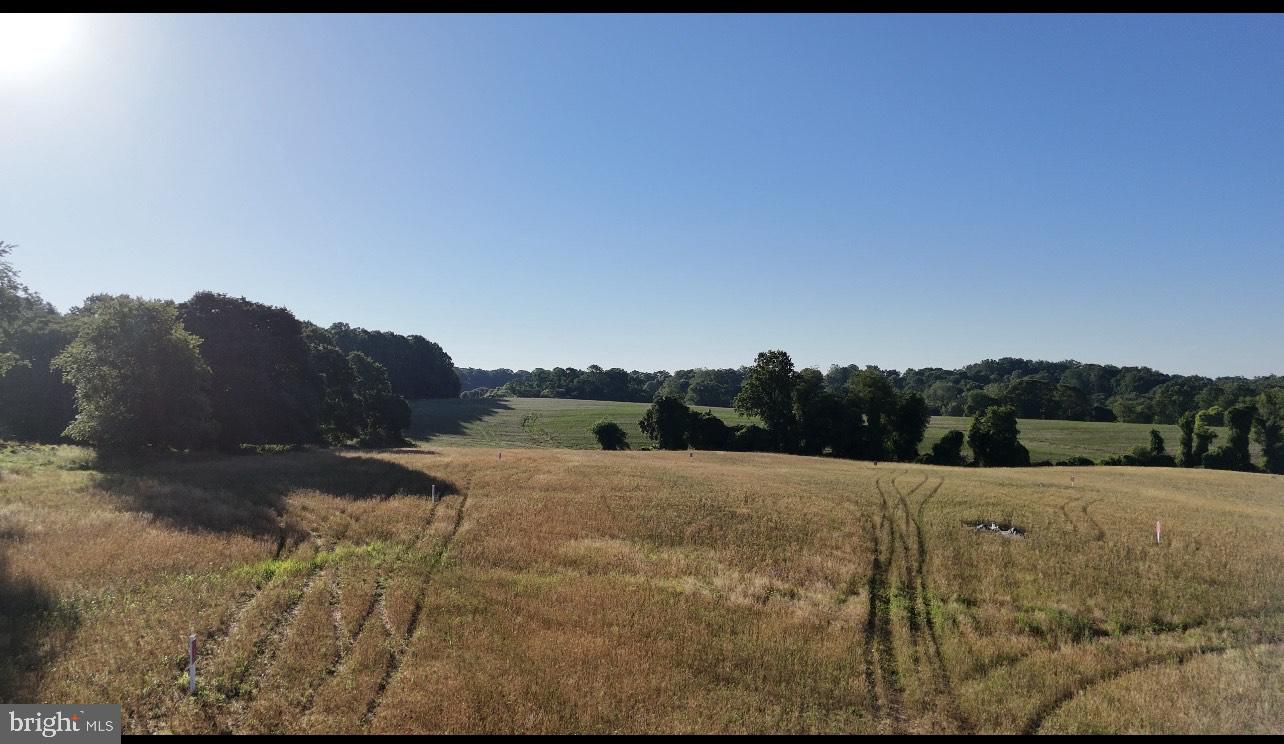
[632,351,935,462]
[329,324,459,399]
[1094,394,1284,474]
[463,357,1283,428]
[456,367,522,393]
[462,365,745,406]
[596,349,1283,475]
[891,358,1284,426]
[0,244,458,450]
[462,366,745,405]
[474,366,670,403]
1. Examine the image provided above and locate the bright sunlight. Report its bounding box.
[0,14,79,83]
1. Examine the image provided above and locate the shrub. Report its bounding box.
[1103,430,1176,467]
[967,405,1030,467]
[590,420,630,451]
[687,410,732,450]
[639,396,691,450]
[924,429,966,466]
[729,424,774,452]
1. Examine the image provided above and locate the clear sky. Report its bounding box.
[2,13,1281,377]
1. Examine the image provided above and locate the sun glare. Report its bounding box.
[0,14,79,82]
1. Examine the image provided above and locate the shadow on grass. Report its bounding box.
[0,533,79,702]
[406,397,513,440]
[90,448,459,541]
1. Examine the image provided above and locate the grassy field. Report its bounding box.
[407,397,757,450]
[2,441,1281,733]
[410,397,1240,464]
[923,416,1244,464]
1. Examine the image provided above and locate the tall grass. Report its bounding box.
[1,442,1280,732]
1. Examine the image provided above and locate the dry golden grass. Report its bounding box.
[1,442,1281,733]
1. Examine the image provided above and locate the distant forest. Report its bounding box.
[458,360,1284,427]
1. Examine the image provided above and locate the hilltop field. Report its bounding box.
[410,397,1247,464]
[1,441,1280,733]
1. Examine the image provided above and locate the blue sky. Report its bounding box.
[2,14,1281,377]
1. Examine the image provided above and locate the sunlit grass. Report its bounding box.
[1,442,1280,733]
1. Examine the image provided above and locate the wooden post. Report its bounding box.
[431,484,437,502]
[187,634,197,694]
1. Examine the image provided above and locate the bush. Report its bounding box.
[687,410,732,450]
[1055,456,1096,466]
[729,424,774,452]
[967,405,1030,467]
[590,420,629,450]
[639,396,691,450]
[1103,430,1176,467]
[923,429,966,466]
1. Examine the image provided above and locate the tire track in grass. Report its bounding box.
[859,513,883,719]
[363,486,471,730]
[200,530,319,710]
[905,477,972,733]
[1081,498,1104,541]
[1058,494,1084,533]
[1020,642,1234,734]
[870,480,906,731]
[197,521,306,680]
[298,483,445,725]
[222,565,327,729]
[239,566,342,732]
[959,603,1284,686]
[891,475,969,732]
[887,478,925,675]
[216,465,411,729]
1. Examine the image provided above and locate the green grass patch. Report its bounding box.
[406,398,1252,464]
[407,397,756,450]
[234,541,392,583]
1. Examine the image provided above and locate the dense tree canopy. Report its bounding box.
[967,405,1030,467]
[734,351,800,453]
[53,296,215,450]
[179,293,323,449]
[0,244,76,441]
[1253,390,1284,474]
[0,246,457,452]
[346,351,412,446]
[329,323,460,400]
[639,396,693,450]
